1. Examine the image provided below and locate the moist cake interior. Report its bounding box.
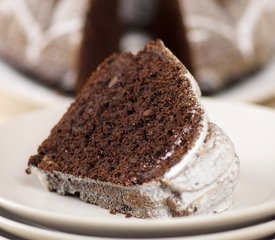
[29,40,204,186]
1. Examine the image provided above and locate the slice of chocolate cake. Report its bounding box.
[27,40,239,218]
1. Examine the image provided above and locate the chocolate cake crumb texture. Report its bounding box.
[29,40,204,186]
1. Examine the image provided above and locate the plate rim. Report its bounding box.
[1,196,275,228]
[1,214,275,240]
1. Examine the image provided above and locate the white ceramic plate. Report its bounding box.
[1,215,275,240]
[0,99,275,238]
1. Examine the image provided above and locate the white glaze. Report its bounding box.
[182,0,273,58]
[141,123,239,217]
[0,0,41,45]
[187,29,210,43]
[26,18,84,63]
[165,128,239,213]
[185,15,235,45]
[167,124,236,192]
[162,68,209,179]
[236,0,270,57]
[0,0,89,63]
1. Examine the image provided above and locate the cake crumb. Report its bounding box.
[125,213,132,218]
[25,167,31,175]
[110,209,117,215]
[108,76,119,88]
[143,109,153,117]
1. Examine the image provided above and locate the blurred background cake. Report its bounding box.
[0,0,121,92]
[0,0,275,94]
[154,0,275,93]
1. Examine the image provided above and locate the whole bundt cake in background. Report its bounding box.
[0,0,275,94]
[0,0,121,92]
[154,0,275,93]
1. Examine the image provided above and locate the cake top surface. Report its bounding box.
[29,40,205,186]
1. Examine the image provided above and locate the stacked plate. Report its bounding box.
[1,98,275,240]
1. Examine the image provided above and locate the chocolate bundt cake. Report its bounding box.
[27,40,240,218]
[0,0,275,93]
[154,0,275,93]
[0,0,121,92]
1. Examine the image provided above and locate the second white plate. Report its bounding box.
[1,215,275,240]
[0,98,275,237]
